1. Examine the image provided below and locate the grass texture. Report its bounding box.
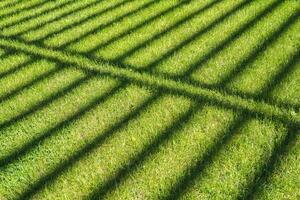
[0,0,299,199]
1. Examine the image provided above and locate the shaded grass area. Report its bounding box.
[0,0,299,199]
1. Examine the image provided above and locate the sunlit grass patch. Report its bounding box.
[0,0,298,199]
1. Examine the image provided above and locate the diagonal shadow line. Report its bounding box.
[82,0,217,55]
[12,0,103,36]
[4,20,299,114]
[0,77,123,169]
[179,0,283,79]
[0,66,61,106]
[107,0,225,62]
[0,38,298,127]
[32,0,136,45]
[17,88,160,200]
[0,58,35,82]
[1,0,77,30]
[55,0,159,51]
[0,67,87,132]
[88,101,201,199]
[0,50,12,60]
[0,0,50,19]
[164,114,247,200]
[254,49,300,106]
[117,0,251,72]
[244,127,299,200]
[0,0,21,11]
[217,11,300,89]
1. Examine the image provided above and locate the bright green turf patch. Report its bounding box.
[29,94,192,200]
[96,0,243,63]
[0,0,74,36]
[0,0,298,199]
[0,0,75,28]
[254,130,300,200]
[0,53,30,75]
[43,0,151,47]
[67,0,212,53]
[190,0,300,86]
[0,84,153,199]
[270,59,300,107]
[0,0,43,18]
[179,118,287,199]
[0,59,57,99]
[19,0,112,41]
[101,105,237,199]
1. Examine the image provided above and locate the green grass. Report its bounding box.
[0,0,299,199]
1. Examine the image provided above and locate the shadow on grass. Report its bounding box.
[217,11,300,88]
[88,100,201,200]
[56,0,159,50]
[35,0,137,45]
[83,0,219,55]
[0,0,50,19]
[179,0,283,78]
[0,78,123,170]
[1,0,78,30]
[16,88,160,200]
[244,127,300,199]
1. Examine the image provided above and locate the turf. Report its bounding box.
[0,0,299,199]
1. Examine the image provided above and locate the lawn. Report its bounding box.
[0,0,299,199]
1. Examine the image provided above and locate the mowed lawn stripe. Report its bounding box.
[29,94,192,200]
[96,0,245,63]
[43,0,155,48]
[191,0,299,86]
[67,0,211,53]
[0,37,298,126]
[152,0,280,76]
[0,84,153,200]
[179,118,287,199]
[100,105,237,199]
[0,0,80,29]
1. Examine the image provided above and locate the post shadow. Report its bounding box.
[17,90,160,200]
[164,114,247,200]
[243,126,299,199]
[88,102,201,199]
[32,0,136,45]
[56,0,159,51]
[0,66,84,132]
[134,0,251,73]
[0,0,50,19]
[0,78,123,169]
[254,49,300,110]
[0,0,21,11]
[179,0,283,79]
[83,0,214,55]
[1,0,79,30]
[14,0,103,36]
[0,64,61,105]
[216,11,300,89]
